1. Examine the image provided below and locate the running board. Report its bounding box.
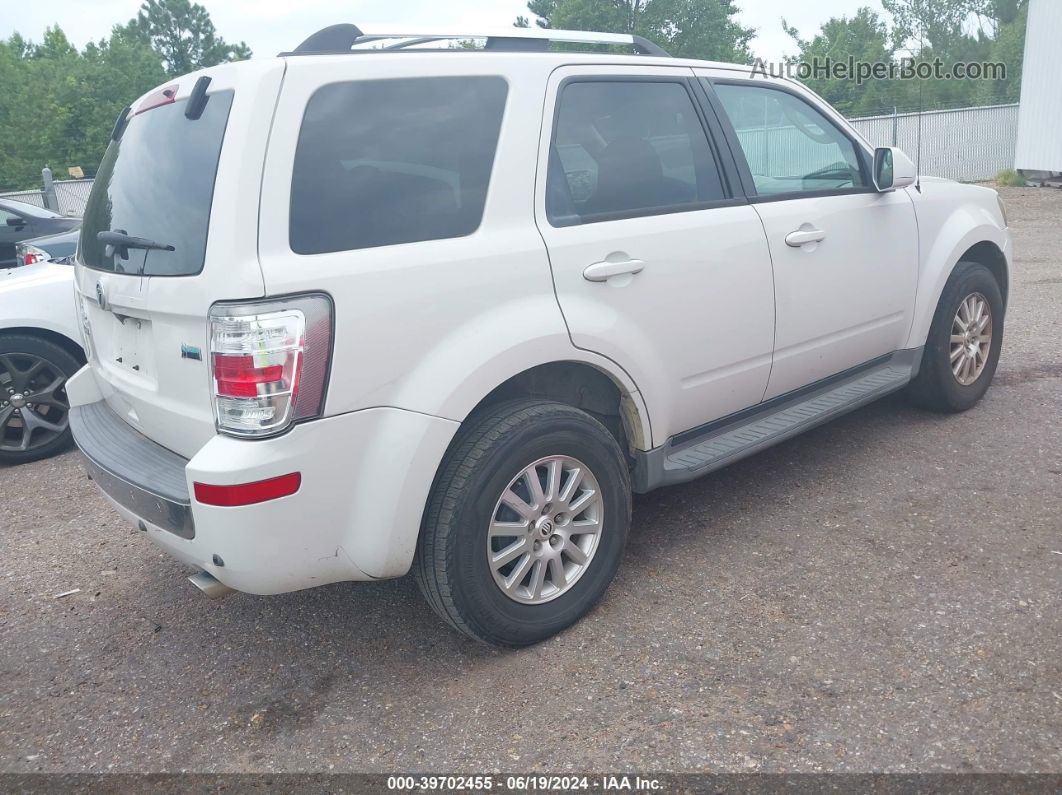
[633,349,921,492]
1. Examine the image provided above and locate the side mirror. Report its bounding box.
[873,147,917,192]
[5,217,25,228]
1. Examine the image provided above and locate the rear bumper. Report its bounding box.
[70,401,195,539]
[67,368,460,594]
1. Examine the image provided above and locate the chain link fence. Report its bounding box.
[849,103,1019,183]
[52,179,95,216]
[0,177,93,217]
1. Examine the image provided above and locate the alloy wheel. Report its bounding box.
[487,455,604,605]
[950,292,993,386]
[0,353,71,453]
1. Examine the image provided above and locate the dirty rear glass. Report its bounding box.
[79,91,233,276]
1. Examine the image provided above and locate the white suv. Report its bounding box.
[67,25,1011,646]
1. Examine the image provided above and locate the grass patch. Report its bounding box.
[995,169,1026,187]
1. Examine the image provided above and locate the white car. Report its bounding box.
[67,25,1011,646]
[0,258,83,463]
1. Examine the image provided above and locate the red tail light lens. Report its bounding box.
[208,294,332,438]
[214,355,287,399]
[194,473,302,507]
[16,245,46,266]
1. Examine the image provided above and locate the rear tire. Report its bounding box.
[0,334,80,465]
[906,261,1004,413]
[414,400,631,647]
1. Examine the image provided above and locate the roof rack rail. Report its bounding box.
[284,24,670,58]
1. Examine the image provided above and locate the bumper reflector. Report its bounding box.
[193,473,302,507]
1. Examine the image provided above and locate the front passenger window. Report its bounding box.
[712,82,868,197]
[548,80,726,226]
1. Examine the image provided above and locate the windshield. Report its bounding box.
[79,91,233,276]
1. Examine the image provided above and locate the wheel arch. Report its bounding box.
[0,325,86,366]
[905,219,1011,350]
[461,360,652,457]
[957,240,1009,307]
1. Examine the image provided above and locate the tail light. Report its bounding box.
[16,245,47,266]
[208,294,332,437]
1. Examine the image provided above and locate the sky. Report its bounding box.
[0,0,888,63]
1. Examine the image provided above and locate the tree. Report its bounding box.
[784,0,1027,116]
[974,0,1027,103]
[0,0,247,189]
[783,8,901,117]
[0,26,166,189]
[123,0,251,77]
[516,0,755,63]
[883,0,976,56]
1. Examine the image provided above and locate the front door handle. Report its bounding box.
[583,258,645,282]
[785,228,826,247]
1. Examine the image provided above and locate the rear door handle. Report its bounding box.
[583,258,645,282]
[785,228,826,247]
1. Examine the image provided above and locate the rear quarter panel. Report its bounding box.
[0,262,82,349]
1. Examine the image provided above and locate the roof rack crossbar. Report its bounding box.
[286,25,670,57]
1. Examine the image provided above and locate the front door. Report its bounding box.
[536,66,777,445]
[703,75,919,399]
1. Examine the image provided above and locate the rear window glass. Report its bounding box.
[79,91,233,276]
[290,77,508,255]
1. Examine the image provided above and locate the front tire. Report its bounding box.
[414,400,631,646]
[906,262,1004,413]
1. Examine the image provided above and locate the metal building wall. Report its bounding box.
[1014,0,1062,173]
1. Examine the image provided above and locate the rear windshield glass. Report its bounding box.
[79,91,233,276]
[290,77,508,255]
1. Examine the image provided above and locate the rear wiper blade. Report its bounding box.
[97,229,175,261]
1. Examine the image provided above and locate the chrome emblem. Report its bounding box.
[95,282,108,311]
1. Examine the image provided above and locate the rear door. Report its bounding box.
[535,66,777,443]
[74,61,284,458]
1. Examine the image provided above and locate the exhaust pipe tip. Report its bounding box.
[188,570,236,599]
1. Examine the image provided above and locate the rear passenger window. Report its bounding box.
[290,77,508,255]
[548,80,726,226]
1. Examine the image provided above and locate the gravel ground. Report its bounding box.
[1,187,1059,774]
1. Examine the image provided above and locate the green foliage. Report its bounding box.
[995,168,1025,186]
[974,0,1027,104]
[786,1,1027,117]
[782,7,898,117]
[0,0,250,191]
[122,0,251,77]
[517,0,755,62]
